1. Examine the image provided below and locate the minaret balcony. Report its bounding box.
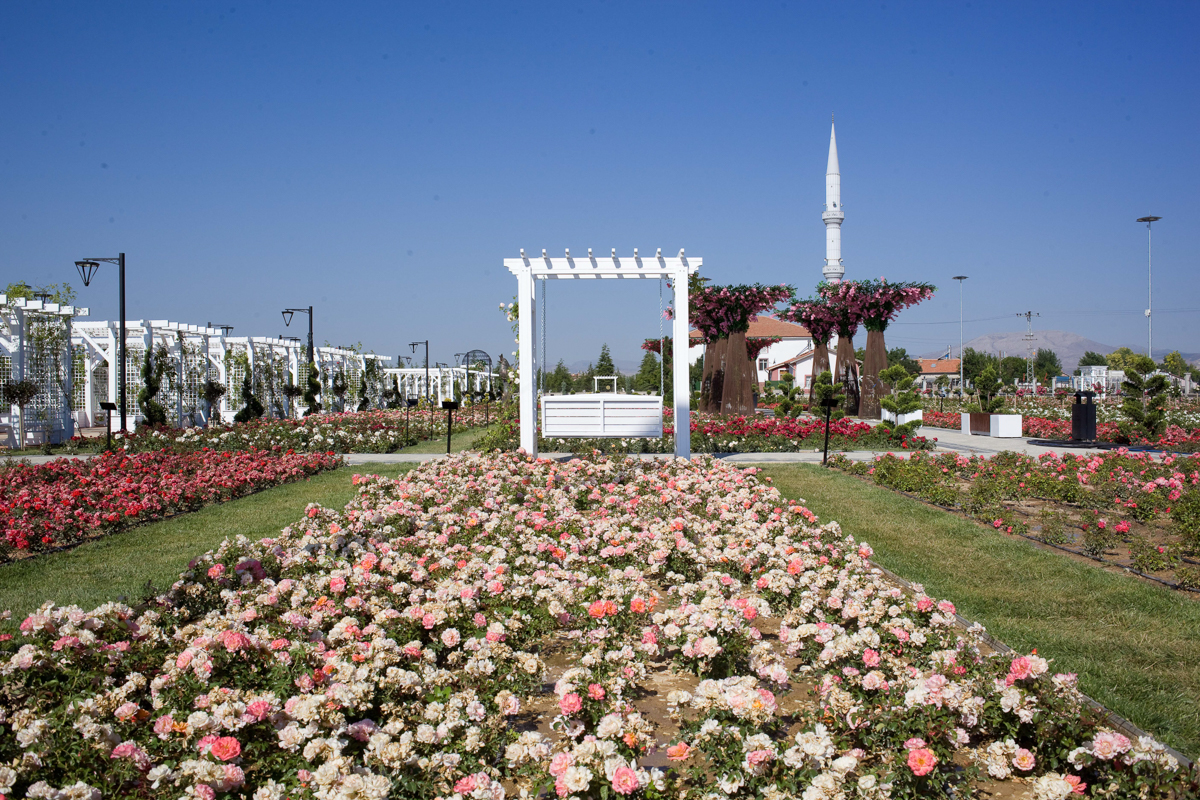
[822,210,844,223]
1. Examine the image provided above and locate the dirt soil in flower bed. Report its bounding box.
[830,451,1200,595]
[0,449,342,563]
[0,452,1191,799]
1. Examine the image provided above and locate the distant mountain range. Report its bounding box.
[921,330,1200,372]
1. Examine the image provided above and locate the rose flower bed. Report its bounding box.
[482,411,932,454]
[0,452,1190,799]
[0,449,341,560]
[93,407,495,456]
[830,449,1200,591]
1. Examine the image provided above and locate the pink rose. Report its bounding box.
[329,576,346,593]
[667,742,692,761]
[611,766,640,796]
[907,747,938,776]
[245,700,271,721]
[549,751,574,777]
[1008,656,1033,682]
[862,648,881,667]
[208,736,242,762]
[588,683,605,700]
[559,693,583,715]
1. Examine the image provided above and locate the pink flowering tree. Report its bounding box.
[855,280,936,418]
[813,281,870,413]
[674,278,794,415]
[780,298,839,402]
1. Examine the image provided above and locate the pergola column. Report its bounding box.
[672,267,690,459]
[517,267,536,455]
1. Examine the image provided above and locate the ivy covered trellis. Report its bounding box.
[0,291,88,445]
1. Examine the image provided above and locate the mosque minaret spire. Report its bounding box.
[822,116,845,283]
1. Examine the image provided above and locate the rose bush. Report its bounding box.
[0,449,341,559]
[0,451,1189,799]
[480,411,933,454]
[83,407,495,456]
[832,449,1200,590]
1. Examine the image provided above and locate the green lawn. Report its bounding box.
[0,463,415,625]
[758,463,1200,758]
[398,423,496,454]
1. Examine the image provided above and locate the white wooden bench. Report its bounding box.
[541,394,663,438]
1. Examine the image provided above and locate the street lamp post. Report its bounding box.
[75,253,127,431]
[1137,216,1162,360]
[952,275,968,397]
[409,341,429,404]
[282,307,314,365]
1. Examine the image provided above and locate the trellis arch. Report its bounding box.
[505,248,699,459]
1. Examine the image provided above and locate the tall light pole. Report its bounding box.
[953,275,968,397]
[1137,216,1161,361]
[75,253,127,431]
[409,341,429,403]
[282,307,314,365]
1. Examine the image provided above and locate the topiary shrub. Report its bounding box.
[232,375,265,423]
[137,348,168,428]
[1121,367,1169,440]
[303,364,322,416]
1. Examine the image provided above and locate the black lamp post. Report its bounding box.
[282,307,314,365]
[409,341,429,404]
[75,253,127,431]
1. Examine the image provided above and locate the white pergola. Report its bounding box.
[505,248,699,459]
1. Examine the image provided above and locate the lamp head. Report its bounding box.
[1137,216,1162,224]
[75,260,100,287]
[282,310,294,326]
[952,275,968,281]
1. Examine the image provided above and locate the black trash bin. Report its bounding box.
[1071,390,1097,442]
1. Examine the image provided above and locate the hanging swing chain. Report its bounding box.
[658,277,664,396]
[540,277,547,397]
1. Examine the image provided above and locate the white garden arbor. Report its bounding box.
[505,248,699,459]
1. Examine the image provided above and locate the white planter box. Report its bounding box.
[882,408,923,426]
[990,413,1022,438]
[542,394,663,438]
[961,412,1023,438]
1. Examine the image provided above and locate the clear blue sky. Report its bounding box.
[3,1,1197,369]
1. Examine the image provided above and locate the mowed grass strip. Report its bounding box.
[399,423,497,454]
[758,462,1200,759]
[0,463,415,625]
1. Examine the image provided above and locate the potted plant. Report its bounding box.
[879,364,923,427]
[960,366,1022,437]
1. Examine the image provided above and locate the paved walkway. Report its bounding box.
[916,425,1105,457]
[0,428,1115,468]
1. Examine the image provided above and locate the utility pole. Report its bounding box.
[1017,312,1040,387]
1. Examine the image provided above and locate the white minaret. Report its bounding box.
[822,118,845,283]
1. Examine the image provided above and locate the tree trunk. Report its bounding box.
[808,341,831,402]
[859,330,888,419]
[700,339,724,413]
[834,333,860,415]
[719,331,754,416]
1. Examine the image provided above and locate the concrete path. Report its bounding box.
[0,429,1118,468]
[917,425,1106,457]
